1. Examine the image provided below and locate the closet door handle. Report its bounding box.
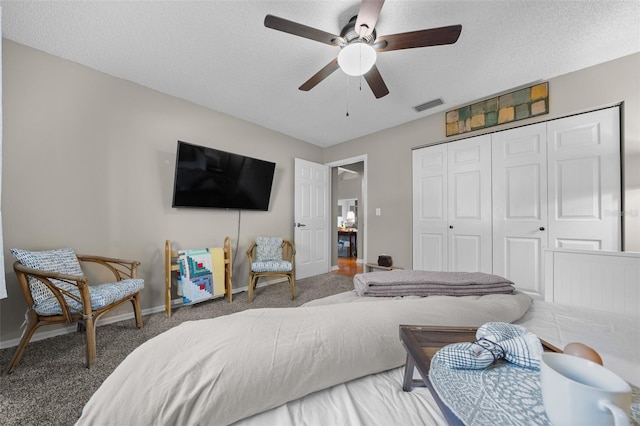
[449,225,454,229]
[539,227,545,231]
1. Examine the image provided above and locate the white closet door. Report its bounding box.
[412,144,448,271]
[447,135,493,273]
[547,107,621,251]
[492,123,548,297]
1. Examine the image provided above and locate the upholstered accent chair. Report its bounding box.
[246,237,295,302]
[3,247,144,375]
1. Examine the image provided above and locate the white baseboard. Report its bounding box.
[0,278,286,350]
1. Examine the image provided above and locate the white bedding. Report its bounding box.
[514,298,640,387]
[76,287,639,426]
[76,292,532,425]
[237,291,640,426]
[234,366,447,426]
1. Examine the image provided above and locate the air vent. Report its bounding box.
[413,98,444,112]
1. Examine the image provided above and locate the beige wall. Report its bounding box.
[1,39,638,345]
[324,52,640,268]
[0,40,323,343]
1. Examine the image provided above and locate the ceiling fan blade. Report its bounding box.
[364,65,389,99]
[299,58,340,91]
[355,0,385,37]
[375,24,462,52]
[265,14,341,46]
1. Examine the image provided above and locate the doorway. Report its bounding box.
[326,155,367,271]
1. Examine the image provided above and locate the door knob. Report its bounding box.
[295,223,307,228]
[449,225,454,229]
[539,227,545,231]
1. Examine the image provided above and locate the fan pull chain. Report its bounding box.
[359,44,363,91]
[346,75,350,117]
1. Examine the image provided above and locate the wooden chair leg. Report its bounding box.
[289,275,295,300]
[2,315,41,375]
[84,315,97,369]
[248,275,255,303]
[131,293,143,328]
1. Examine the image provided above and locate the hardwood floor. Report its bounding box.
[332,257,363,277]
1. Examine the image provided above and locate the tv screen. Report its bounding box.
[172,141,276,211]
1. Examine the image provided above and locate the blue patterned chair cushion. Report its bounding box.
[32,279,144,316]
[251,261,292,273]
[255,237,283,262]
[11,247,144,316]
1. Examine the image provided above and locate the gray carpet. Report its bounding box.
[0,273,355,426]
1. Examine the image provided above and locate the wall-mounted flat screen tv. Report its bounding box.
[172,140,276,211]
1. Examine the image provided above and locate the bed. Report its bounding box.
[75,249,640,425]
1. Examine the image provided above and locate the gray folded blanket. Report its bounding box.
[353,270,514,297]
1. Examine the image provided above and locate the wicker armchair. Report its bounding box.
[246,237,295,302]
[3,248,144,375]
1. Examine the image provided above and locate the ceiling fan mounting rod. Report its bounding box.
[340,16,376,46]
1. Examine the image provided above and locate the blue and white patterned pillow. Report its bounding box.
[11,247,85,312]
[11,247,83,277]
[255,237,283,262]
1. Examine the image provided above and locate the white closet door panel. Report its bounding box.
[492,123,547,297]
[555,157,600,219]
[412,145,448,271]
[416,233,446,271]
[452,171,482,219]
[547,107,621,251]
[420,176,445,219]
[502,237,543,294]
[450,234,482,272]
[447,135,492,273]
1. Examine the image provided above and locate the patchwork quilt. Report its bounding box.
[176,248,225,304]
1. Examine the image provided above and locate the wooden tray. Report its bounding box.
[399,325,562,425]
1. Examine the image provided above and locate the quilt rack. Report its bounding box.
[164,237,233,317]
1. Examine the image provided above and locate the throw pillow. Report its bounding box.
[255,237,283,262]
[10,247,84,306]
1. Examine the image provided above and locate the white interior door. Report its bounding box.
[447,135,493,273]
[294,158,329,278]
[412,144,448,271]
[492,123,548,297]
[547,107,621,251]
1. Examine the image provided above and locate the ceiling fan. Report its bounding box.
[264,0,462,99]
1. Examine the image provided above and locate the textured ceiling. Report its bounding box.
[2,1,640,147]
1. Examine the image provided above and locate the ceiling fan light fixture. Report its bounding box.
[338,42,377,76]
